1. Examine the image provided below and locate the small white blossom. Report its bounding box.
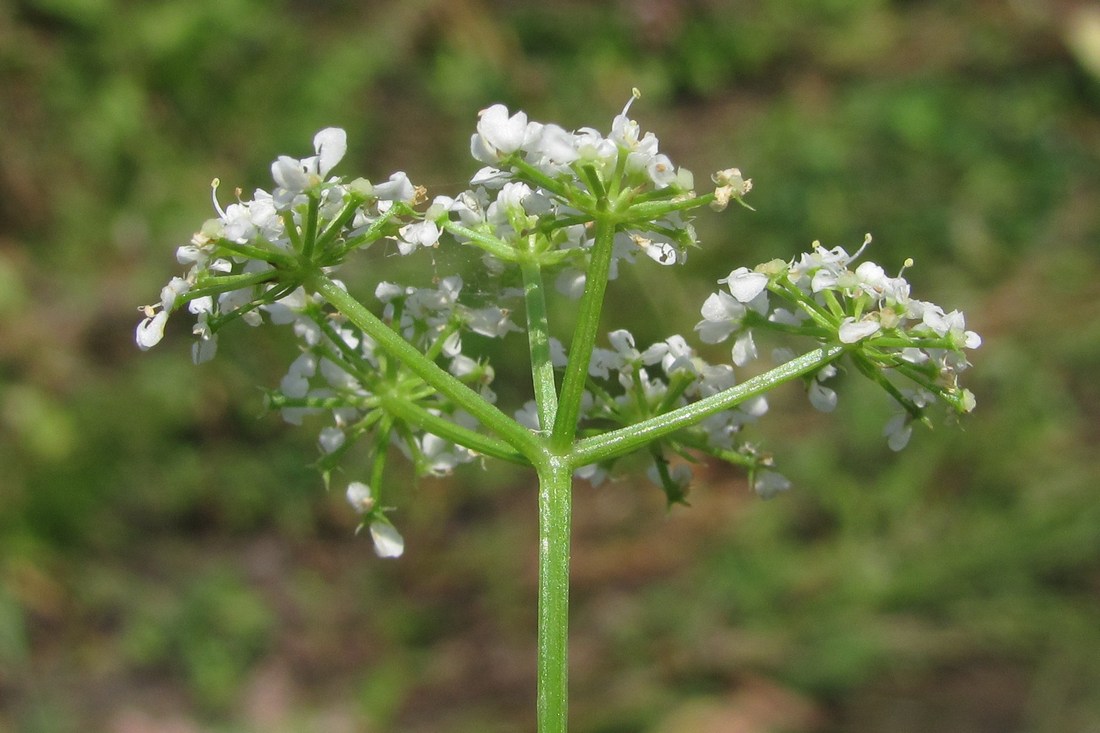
[710,167,752,211]
[838,317,882,343]
[271,127,347,202]
[731,331,757,366]
[396,220,441,255]
[346,481,374,513]
[369,521,405,558]
[722,267,770,304]
[471,104,530,164]
[808,380,838,412]
[319,426,346,454]
[696,291,746,344]
[135,309,169,350]
[883,414,913,452]
[753,470,791,499]
[372,172,417,203]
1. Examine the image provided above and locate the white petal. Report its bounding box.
[753,470,791,499]
[477,104,528,156]
[838,317,881,343]
[345,481,373,513]
[555,269,586,299]
[639,238,678,265]
[191,335,217,364]
[731,331,757,366]
[313,127,347,177]
[135,311,169,350]
[884,414,913,451]
[271,155,309,192]
[700,290,741,322]
[534,123,580,164]
[808,381,838,413]
[726,268,769,303]
[319,427,346,454]
[370,522,405,558]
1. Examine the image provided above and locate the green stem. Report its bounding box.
[551,215,616,450]
[381,394,529,466]
[311,273,544,461]
[521,258,558,434]
[570,346,846,466]
[443,221,519,262]
[328,206,401,261]
[301,195,320,260]
[536,456,572,733]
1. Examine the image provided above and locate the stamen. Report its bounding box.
[852,232,872,261]
[620,87,642,118]
[210,178,228,219]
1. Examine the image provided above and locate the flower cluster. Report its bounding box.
[135,127,521,557]
[136,128,424,364]
[470,93,693,190]
[137,99,981,559]
[436,91,738,290]
[697,235,981,449]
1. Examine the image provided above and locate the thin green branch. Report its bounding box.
[551,215,616,451]
[311,273,545,461]
[570,346,845,467]
[381,396,529,466]
[521,259,558,434]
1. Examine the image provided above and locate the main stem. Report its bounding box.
[536,456,573,733]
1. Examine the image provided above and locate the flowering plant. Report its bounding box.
[137,90,979,731]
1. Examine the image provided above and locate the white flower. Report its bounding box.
[372,172,417,203]
[630,233,678,265]
[642,334,696,375]
[695,290,746,344]
[515,400,541,431]
[555,268,587,299]
[883,414,913,452]
[838,317,881,343]
[808,380,838,412]
[396,220,441,255]
[280,352,317,399]
[753,470,791,499]
[370,521,405,558]
[731,331,757,366]
[710,167,752,211]
[319,426,346,454]
[589,329,641,378]
[529,123,582,165]
[160,277,191,310]
[723,267,770,303]
[922,306,982,349]
[346,481,374,513]
[271,127,347,198]
[136,276,194,350]
[645,153,677,188]
[463,305,520,338]
[471,104,529,164]
[135,309,169,350]
[190,326,217,364]
[416,432,474,476]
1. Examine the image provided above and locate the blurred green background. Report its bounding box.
[2,0,1099,731]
